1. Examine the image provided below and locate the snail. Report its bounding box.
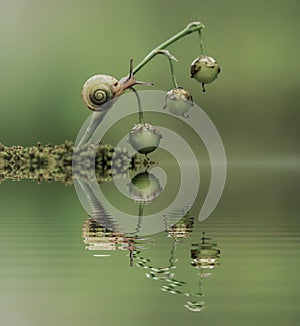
[81,75,123,111]
[81,59,153,111]
[190,55,220,92]
[78,60,154,146]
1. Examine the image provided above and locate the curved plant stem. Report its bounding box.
[77,111,107,147]
[131,50,179,125]
[157,50,178,88]
[138,202,144,223]
[168,55,178,89]
[198,30,205,55]
[132,21,205,75]
[168,239,177,271]
[131,87,145,124]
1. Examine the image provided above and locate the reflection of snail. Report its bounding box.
[82,218,129,251]
[79,175,155,265]
[82,218,152,266]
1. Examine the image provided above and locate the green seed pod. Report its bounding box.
[128,172,162,202]
[191,55,220,91]
[129,123,162,155]
[163,87,193,117]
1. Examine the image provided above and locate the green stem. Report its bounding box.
[157,50,178,88]
[131,87,145,124]
[168,56,178,89]
[138,202,144,220]
[132,21,205,75]
[132,202,144,234]
[168,239,177,270]
[198,30,205,55]
[77,111,106,146]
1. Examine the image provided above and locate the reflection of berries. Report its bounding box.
[191,55,220,92]
[190,234,220,270]
[129,123,162,155]
[163,87,193,116]
[166,212,194,239]
[129,172,162,202]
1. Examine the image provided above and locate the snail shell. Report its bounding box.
[81,74,123,111]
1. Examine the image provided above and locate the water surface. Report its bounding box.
[0,164,299,326]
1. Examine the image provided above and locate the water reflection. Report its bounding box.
[136,229,220,313]
[0,142,221,313]
[81,208,221,312]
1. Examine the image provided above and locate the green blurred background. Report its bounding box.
[0,0,299,325]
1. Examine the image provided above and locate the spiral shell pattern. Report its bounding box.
[81,74,122,111]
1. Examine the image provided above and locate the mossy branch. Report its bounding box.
[0,142,150,184]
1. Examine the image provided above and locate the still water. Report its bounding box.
[0,163,299,326]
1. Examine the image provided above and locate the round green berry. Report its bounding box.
[129,123,162,155]
[128,172,162,202]
[163,87,193,116]
[191,55,220,91]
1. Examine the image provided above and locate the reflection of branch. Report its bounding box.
[134,219,221,313]
[77,179,119,232]
[168,239,177,270]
